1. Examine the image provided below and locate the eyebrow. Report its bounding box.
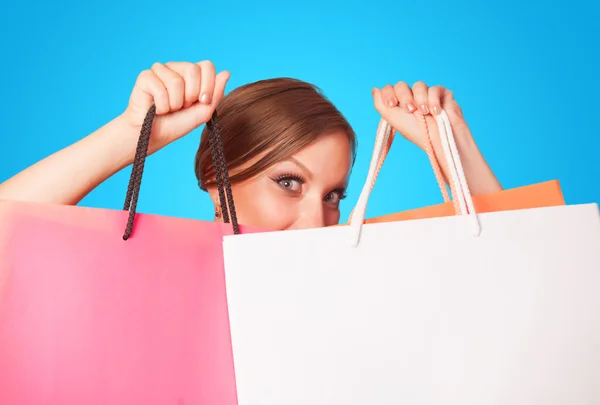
[287,157,314,180]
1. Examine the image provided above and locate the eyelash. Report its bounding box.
[273,173,306,184]
[272,173,347,203]
[333,190,348,201]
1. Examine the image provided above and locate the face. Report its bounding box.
[212,131,353,231]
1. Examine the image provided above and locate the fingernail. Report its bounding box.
[387,98,397,107]
[432,105,440,115]
[421,104,429,115]
[200,93,211,104]
[407,103,416,112]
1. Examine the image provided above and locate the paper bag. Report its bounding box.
[222,111,600,404]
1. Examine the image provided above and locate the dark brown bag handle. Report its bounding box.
[122,106,239,240]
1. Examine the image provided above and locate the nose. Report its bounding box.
[292,201,326,230]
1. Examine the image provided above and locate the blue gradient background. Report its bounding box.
[1,1,598,222]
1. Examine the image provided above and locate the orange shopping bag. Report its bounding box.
[351,116,565,225]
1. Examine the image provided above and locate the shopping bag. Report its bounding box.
[222,111,600,404]
[354,115,566,225]
[362,181,565,223]
[0,108,261,405]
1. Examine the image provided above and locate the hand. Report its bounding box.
[372,81,502,195]
[372,81,473,159]
[122,60,230,153]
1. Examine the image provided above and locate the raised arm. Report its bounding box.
[372,81,502,196]
[0,60,230,205]
[0,116,139,205]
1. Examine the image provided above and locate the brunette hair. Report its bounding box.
[195,78,357,190]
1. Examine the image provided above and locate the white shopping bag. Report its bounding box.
[222,111,600,405]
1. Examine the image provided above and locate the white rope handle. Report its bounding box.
[349,109,481,246]
[436,112,467,216]
[436,110,481,236]
[348,119,393,246]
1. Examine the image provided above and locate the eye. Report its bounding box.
[278,178,302,192]
[324,190,347,206]
[272,174,305,193]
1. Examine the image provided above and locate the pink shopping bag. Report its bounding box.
[0,108,261,405]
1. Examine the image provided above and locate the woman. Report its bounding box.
[0,60,501,230]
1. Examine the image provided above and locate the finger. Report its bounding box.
[196,60,216,104]
[441,90,469,136]
[180,70,231,129]
[393,82,416,113]
[380,84,398,108]
[151,62,185,111]
[165,62,202,108]
[371,87,386,113]
[134,69,170,115]
[443,90,463,118]
[428,85,444,115]
[412,81,429,115]
[212,70,231,105]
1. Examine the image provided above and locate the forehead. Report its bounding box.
[291,131,353,177]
